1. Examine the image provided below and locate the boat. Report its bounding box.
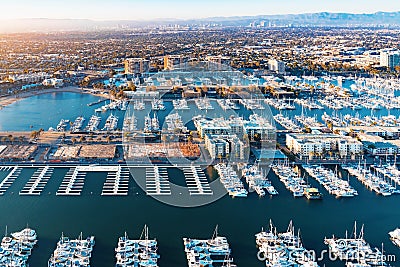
[183,225,237,267]
[389,228,400,248]
[115,225,159,267]
[304,188,322,200]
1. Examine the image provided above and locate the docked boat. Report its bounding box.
[183,225,237,267]
[115,225,159,267]
[304,187,323,200]
[389,228,400,248]
[256,220,319,267]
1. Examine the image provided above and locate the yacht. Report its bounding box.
[304,187,322,200]
[389,228,400,247]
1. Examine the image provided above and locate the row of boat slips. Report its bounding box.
[56,167,86,196]
[0,227,37,267]
[372,164,400,187]
[325,222,387,266]
[0,167,22,195]
[241,164,278,197]
[145,166,213,196]
[115,225,159,267]
[214,163,248,198]
[183,225,237,267]
[255,220,319,267]
[48,233,95,267]
[271,163,310,198]
[20,166,54,195]
[342,164,400,196]
[102,166,130,196]
[182,165,213,196]
[303,165,358,198]
[145,167,171,195]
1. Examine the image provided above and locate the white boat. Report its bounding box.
[389,228,400,248]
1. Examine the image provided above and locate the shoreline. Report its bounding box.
[0,86,111,108]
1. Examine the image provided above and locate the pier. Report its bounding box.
[182,165,213,195]
[0,166,22,195]
[56,167,86,196]
[145,166,171,195]
[19,166,54,195]
[101,166,130,196]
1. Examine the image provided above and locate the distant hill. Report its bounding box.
[1,11,400,33]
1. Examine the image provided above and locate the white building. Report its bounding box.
[380,50,400,70]
[205,134,246,160]
[286,134,362,159]
[124,58,150,74]
[42,78,64,87]
[268,59,285,74]
[8,72,51,83]
[194,115,276,142]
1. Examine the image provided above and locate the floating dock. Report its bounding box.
[56,167,86,196]
[101,166,130,196]
[182,165,213,196]
[0,166,22,195]
[19,166,54,195]
[145,166,171,195]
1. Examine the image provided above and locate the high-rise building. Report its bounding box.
[268,59,286,74]
[124,58,150,74]
[163,55,189,70]
[380,50,400,70]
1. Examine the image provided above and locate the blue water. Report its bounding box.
[0,92,126,131]
[0,167,398,267]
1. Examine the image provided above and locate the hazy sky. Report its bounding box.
[2,0,400,20]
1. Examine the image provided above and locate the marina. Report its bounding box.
[255,220,319,267]
[0,167,22,195]
[241,164,278,197]
[0,227,37,266]
[48,233,95,267]
[271,162,309,197]
[101,166,130,196]
[303,165,358,198]
[182,165,213,196]
[115,225,159,267]
[324,222,387,266]
[214,163,248,198]
[183,225,237,267]
[56,167,86,196]
[145,166,171,195]
[19,166,54,196]
[342,164,399,196]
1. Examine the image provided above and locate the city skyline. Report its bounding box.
[1,0,400,21]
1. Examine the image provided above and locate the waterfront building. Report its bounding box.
[362,141,399,156]
[42,78,64,87]
[8,72,51,83]
[286,133,362,159]
[205,134,246,160]
[194,115,275,142]
[124,58,150,74]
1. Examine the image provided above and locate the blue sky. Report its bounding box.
[2,0,400,20]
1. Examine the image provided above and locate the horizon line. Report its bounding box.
[1,10,399,22]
